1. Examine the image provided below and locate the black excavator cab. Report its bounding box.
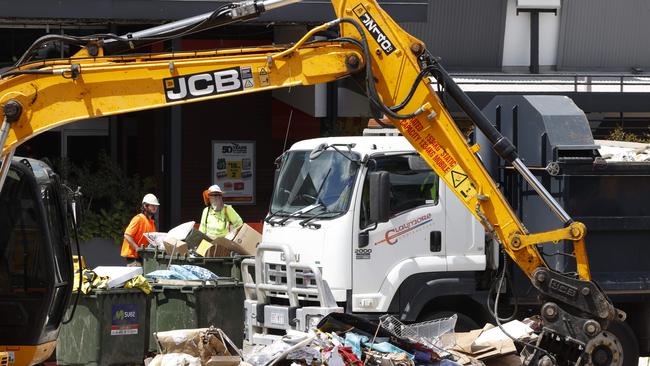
[0,157,74,363]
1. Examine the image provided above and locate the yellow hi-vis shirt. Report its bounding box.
[199,205,243,239]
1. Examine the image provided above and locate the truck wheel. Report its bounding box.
[420,311,480,332]
[584,320,638,366]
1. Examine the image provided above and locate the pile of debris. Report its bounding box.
[137,311,538,366]
[148,327,245,366]
[596,139,650,162]
[450,318,538,366]
[242,313,537,366]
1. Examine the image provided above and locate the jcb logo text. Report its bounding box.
[164,67,243,102]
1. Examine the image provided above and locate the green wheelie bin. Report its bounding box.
[148,280,244,352]
[57,288,148,365]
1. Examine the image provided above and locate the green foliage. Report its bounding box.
[607,126,650,143]
[57,152,155,244]
[77,201,132,244]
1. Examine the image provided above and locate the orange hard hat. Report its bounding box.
[202,189,210,206]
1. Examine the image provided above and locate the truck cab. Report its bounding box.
[243,131,492,344]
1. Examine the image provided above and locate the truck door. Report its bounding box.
[351,154,447,313]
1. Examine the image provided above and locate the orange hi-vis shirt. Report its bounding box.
[120,213,156,259]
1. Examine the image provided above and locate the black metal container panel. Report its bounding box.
[503,162,650,300]
[564,165,650,293]
[479,95,650,298]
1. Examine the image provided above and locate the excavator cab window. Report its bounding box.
[0,161,70,345]
[41,179,73,329]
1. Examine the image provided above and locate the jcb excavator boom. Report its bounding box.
[0,0,621,364]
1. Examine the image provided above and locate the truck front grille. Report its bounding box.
[265,263,320,301]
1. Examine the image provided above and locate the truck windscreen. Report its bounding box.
[271,150,360,216]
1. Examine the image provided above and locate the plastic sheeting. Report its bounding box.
[344,333,413,359]
[245,340,291,366]
[168,221,196,240]
[145,265,219,281]
[144,232,168,251]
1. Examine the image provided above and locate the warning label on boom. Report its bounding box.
[451,170,468,188]
[241,66,254,89]
[258,67,270,86]
[445,167,477,201]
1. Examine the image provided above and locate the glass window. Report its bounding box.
[360,154,439,228]
[42,181,72,328]
[43,185,65,284]
[271,150,360,217]
[0,168,49,295]
[0,165,50,344]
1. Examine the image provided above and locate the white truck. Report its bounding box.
[244,96,649,365]
[242,128,492,345]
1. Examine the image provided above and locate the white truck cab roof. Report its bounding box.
[289,135,416,160]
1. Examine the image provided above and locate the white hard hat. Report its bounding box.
[142,193,160,206]
[208,184,223,195]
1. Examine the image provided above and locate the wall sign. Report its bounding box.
[212,141,256,204]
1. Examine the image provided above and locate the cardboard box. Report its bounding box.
[195,239,232,257]
[155,328,241,364]
[163,236,188,256]
[195,239,218,257]
[452,323,518,362]
[185,228,212,250]
[204,356,242,366]
[212,224,262,255]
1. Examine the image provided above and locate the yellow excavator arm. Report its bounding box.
[0,0,621,364]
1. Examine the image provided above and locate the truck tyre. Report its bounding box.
[584,320,638,366]
[420,311,480,332]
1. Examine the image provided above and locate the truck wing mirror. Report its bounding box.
[273,154,284,189]
[369,171,390,224]
[309,143,328,160]
[407,155,431,171]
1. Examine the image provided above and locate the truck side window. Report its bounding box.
[360,155,439,228]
